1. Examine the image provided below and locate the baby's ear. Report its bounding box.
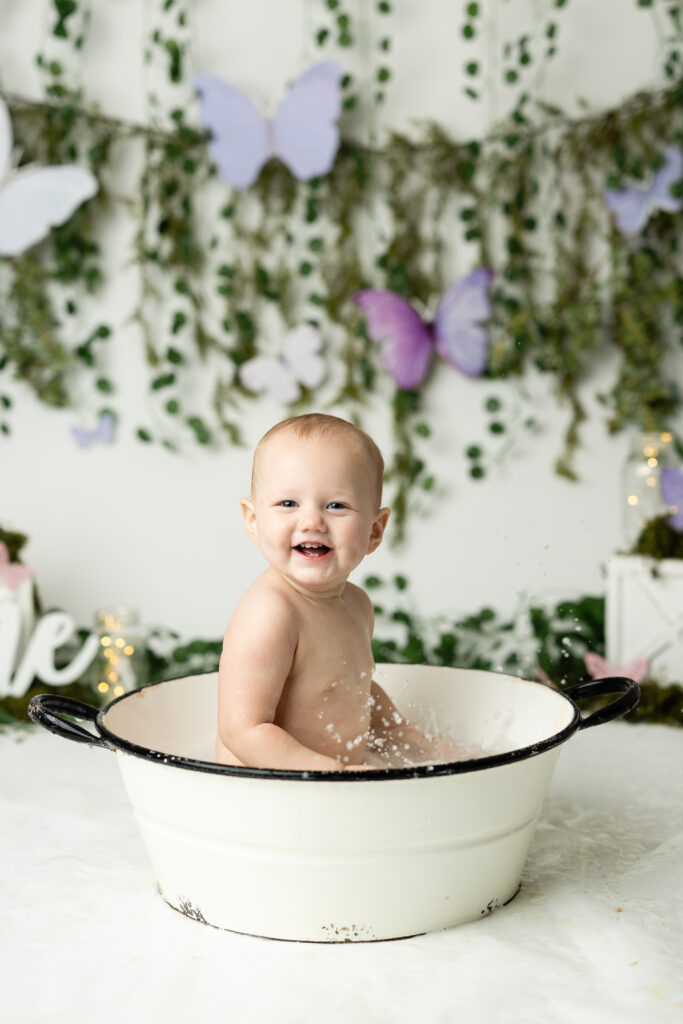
[240,498,259,546]
[367,507,391,553]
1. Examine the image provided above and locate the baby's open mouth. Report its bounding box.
[294,543,331,559]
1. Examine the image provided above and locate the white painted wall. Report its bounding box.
[2,0,681,638]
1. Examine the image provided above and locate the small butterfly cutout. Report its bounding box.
[661,465,683,532]
[238,324,325,404]
[71,411,115,449]
[0,98,98,257]
[584,652,648,684]
[194,62,343,190]
[0,541,34,592]
[353,268,494,390]
[604,146,683,236]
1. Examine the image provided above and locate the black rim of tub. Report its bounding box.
[28,673,640,782]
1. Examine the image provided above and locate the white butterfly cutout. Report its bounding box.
[0,97,98,257]
[238,324,326,404]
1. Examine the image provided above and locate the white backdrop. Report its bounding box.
[2,0,681,638]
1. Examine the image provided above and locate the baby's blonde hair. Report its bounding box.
[252,413,385,509]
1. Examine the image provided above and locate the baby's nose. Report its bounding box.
[300,506,327,530]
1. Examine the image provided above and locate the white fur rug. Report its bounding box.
[1,721,681,1023]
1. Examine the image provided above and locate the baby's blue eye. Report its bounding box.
[278,500,297,508]
[327,502,347,510]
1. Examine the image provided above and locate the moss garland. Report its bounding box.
[2,5,683,538]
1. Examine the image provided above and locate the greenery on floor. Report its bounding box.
[2,578,680,728]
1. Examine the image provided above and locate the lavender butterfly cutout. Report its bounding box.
[194,62,343,190]
[71,411,115,449]
[353,268,494,389]
[604,146,683,236]
[661,465,683,532]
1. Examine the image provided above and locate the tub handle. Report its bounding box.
[28,694,111,749]
[563,676,640,730]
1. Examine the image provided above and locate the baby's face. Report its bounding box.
[242,432,389,596]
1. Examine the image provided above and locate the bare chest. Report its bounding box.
[274,601,375,754]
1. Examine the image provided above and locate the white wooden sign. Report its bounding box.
[607,555,683,682]
[0,606,99,698]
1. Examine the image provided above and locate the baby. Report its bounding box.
[216,413,459,772]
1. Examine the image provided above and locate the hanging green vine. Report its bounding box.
[1,0,683,539]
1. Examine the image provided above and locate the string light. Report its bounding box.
[623,432,676,547]
[92,607,145,702]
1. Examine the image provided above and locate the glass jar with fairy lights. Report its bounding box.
[92,607,146,700]
[623,431,676,548]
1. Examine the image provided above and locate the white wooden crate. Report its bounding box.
[607,555,683,681]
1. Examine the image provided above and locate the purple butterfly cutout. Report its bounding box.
[353,268,494,389]
[605,146,683,236]
[71,411,115,449]
[194,62,343,190]
[661,466,683,532]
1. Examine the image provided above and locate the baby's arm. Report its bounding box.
[368,681,463,766]
[218,588,350,772]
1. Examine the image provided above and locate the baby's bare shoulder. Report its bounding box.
[228,572,299,635]
[344,581,373,621]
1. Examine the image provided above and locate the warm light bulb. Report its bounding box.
[660,432,673,443]
[627,495,639,506]
[98,681,110,693]
[646,476,657,487]
[108,671,119,683]
[113,686,125,697]
[647,457,657,467]
[644,446,657,458]
[115,638,125,648]
[125,645,135,656]
[100,635,111,647]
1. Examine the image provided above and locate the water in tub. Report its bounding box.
[207,679,515,768]
[365,698,494,768]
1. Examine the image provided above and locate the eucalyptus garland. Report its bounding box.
[1,574,680,728]
[1,0,683,539]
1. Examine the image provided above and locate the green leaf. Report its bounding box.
[187,416,212,445]
[151,373,176,390]
[364,575,383,589]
